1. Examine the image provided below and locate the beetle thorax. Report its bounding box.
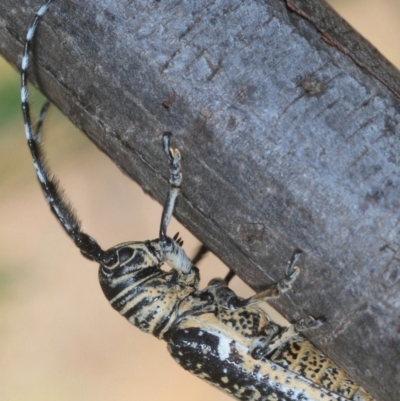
[98,240,198,338]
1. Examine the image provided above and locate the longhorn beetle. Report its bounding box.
[21,1,376,400]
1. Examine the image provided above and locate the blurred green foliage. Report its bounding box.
[0,57,47,131]
[0,71,20,127]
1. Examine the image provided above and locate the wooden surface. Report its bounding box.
[1,1,400,400]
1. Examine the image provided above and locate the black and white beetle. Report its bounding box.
[21,1,376,400]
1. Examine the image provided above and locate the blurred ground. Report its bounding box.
[0,1,399,400]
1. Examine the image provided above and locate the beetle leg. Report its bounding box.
[157,133,194,275]
[250,324,280,359]
[161,237,193,275]
[33,101,50,142]
[294,315,324,332]
[224,269,236,285]
[191,244,209,266]
[227,250,302,309]
[159,132,182,241]
[250,316,323,360]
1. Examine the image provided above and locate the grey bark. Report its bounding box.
[1,0,399,400]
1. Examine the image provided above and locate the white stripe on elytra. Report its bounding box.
[217,334,231,361]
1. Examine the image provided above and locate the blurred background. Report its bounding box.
[1,1,399,400]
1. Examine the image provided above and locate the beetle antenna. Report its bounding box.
[21,0,109,265]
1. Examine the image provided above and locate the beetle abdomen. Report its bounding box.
[269,338,374,401]
[168,314,344,401]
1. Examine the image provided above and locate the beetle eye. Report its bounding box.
[117,247,134,264]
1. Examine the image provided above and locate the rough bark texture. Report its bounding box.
[1,0,399,400]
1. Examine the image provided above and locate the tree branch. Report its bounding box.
[1,1,399,400]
